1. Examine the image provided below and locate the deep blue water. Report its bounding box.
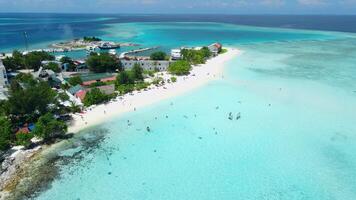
[1,14,356,52]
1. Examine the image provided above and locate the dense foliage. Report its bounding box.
[131,63,144,81]
[168,60,192,75]
[44,62,61,73]
[83,36,102,42]
[60,56,76,71]
[181,47,211,65]
[115,64,145,95]
[32,113,67,142]
[3,50,55,71]
[68,76,83,86]
[86,53,118,73]
[0,116,12,150]
[83,88,111,106]
[150,51,167,61]
[7,74,57,123]
[0,74,72,150]
[15,132,33,148]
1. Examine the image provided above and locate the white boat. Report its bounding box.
[109,49,117,55]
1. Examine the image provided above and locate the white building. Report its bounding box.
[121,60,171,71]
[208,43,222,56]
[171,49,182,60]
[0,60,9,100]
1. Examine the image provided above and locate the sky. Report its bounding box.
[0,0,355,14]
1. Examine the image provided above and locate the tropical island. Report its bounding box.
[0,40,237,198]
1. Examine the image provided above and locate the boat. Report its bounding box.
[98,42,120,50]
[108,49,117,56]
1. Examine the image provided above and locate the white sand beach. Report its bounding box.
[68,48,241,133]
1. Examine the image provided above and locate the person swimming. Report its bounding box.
[228,112,233,120]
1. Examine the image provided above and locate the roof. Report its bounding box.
[214,43,222,49]
[75,90,87,101]
[82,76,116,86]
[96,84,115,95]
[16,127,30,134]
[68,84,84,95]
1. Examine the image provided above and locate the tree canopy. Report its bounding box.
[60,56,76,71]
[7,74,57,123]
[32,113,67,142]
[181,47,211,65]
[83,36,102,42]
[83,88,110,106]
[0,116,12,150]
[67,76,83,86]
[116,71,134,85]
[131,63,144,81]
[3,50,55,71]
[86,53,118,73]
[44,62,61,73]
[168,60,192,75]
[150,51,167,61]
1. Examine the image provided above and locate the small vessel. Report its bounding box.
[98,42,120,50]
[108,49,117,56]
[86,46,96,55]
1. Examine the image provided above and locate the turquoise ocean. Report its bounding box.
[1,15,356,199]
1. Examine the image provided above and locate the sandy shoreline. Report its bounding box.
[0,48,241,199]
[68,48,241,133]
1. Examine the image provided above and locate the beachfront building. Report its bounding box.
[121,60,170,71]
[171,49,182,60]
[0,60,9,100]
[208,43,222,56]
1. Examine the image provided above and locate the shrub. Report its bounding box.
[170,76,177,83]
[86,53,118,73]
[33,113,67,142]
[16,132,33,148]
[83,88,110,106]
[168,60,192,76]
[68,76,83,86]
[45,62,61,73]
[150,51,167,61]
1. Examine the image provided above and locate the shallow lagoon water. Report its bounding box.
[1,14,356,199]
[29,22,356,200]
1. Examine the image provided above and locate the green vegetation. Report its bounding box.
[83,88,112,106]
[3,50,55,71]
[0,116,12,150]
[170,76,177,83]
[7,74,57,123]
[152,77,164,85]
[219,48,228,54]
[116,71,134,85]
[89,81,114,88]
[83,36,102,42]
[0,74,76,151]
[116,84,135,95]
[86,53,119,73]
[67,76,83,86]
[15,132,33,148]
[150,51,167,61]
[135,82,150,91]
[60,56,76,71]
[32,113,67,142]
[44,62,61,73]
[131,63,144,81]
[168,60,192,76]
[181,47,212,65]
[143,70,155,77]
[115,64,147,95]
